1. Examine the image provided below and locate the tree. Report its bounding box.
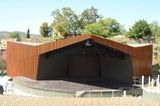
[150,21,160,40]
[155,28,160,42]
[68,14,81,36]
[119,24,127,35]
[99,18,121,36]
[83,23,107,37]
[9,32,20,38]
[40,22,49,37]
[80,6,101,29]
[83,18,122,37]
[51,7,80,38]
[26,29,30,38]
[50,7,102,38]
[0,58,6,71]
[127,20,152,39]
[48,26,52,37]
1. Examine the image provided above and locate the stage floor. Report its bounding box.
[13,77,130,92]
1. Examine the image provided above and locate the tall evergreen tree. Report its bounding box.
[26,29,30,38]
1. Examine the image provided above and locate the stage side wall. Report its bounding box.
[7,42,39,79]
[100,54,132,84]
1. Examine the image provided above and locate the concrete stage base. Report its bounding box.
[13,77,129,97]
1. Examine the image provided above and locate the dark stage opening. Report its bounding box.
[37,39,133,88]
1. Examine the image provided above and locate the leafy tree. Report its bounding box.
[48,26,53,37]
[119,25,127,35]
[83,18,122,37]
[155,28,160,41]
[150,21,160,40]
[40,22,49,37]
[0,58,6,71]
[51,7,80,37]
[127,20,152,39]
[83,23,107,37]
[99,18,121,36]
[80,6,101,29]
[9,32,20,38]
[150,21,159,36]
[0,57,6,76]
[51,6,101,38]
[16,35,22,42]
[68,14,81,36]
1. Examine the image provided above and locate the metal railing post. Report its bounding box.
[142,75,144,88]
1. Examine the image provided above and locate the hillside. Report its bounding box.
[0,31,39,39]
[0,31,10,39]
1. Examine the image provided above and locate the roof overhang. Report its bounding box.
[7,34,152,62]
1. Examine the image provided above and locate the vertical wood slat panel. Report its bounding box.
[7,41,39,79]
[132,57,152,77]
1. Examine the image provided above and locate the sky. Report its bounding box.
[0,0,160,34]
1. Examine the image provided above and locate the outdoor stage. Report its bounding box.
[13,77,131,97]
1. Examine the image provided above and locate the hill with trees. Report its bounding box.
[0,31,39,39]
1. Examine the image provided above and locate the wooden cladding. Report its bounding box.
[7,42,39,79]
[7,35,152,79]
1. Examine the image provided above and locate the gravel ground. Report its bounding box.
[0,95,160,106]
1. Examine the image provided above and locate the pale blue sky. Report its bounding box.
[0,0,160,34]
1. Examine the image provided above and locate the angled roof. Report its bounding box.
[34,34,152,62]
[7,34,152,62]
